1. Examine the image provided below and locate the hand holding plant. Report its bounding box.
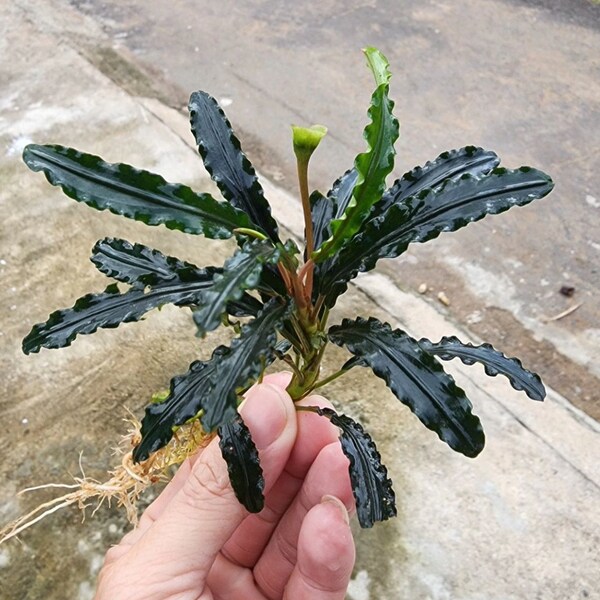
[96,374,355,600]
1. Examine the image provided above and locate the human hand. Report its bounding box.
[96,373,356,599]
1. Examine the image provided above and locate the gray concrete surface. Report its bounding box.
[67,0,600,420]
[0,1,599,599]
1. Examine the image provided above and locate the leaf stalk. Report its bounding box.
[296,155,315,301]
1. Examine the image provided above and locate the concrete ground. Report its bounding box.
[0,1,598,599]
[66,0,600,421]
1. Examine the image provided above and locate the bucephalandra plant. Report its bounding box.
[2,47,553,541]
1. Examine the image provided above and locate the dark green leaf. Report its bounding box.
[218,413,265,513]
[419,336,546,401]
[133,355,220,462]
[189,92,280,242]
[258,264,287,297]
[310,190,335,297]
[329,168,360,220]
[341,355,367,371]
[193,240,280,335]
[310,191,334,253]
[316,407,396,528]
[318,166,554,306]
[310,169,361,256]
[23,144,250,238]
[91,237,210,287]
[201,298,289,431]
[23,269,218,354]
[328,317,485,457]
[134,298,288,462]
[311,170,360,298]
[92,237,263,318]
[371,146,500,218]
[226,295,264,318]
[313,148,497,303]
[314,48,399,261]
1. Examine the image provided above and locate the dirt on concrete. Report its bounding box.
[376,257,600,421]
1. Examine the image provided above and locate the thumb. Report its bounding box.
[122,382,298,588]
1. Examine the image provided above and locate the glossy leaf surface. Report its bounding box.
[329,168,360,221]
[317,407,396,528]
[91,237,212,287]
[419,336,546,400]
[258,264,287,297]
[134,299,287,461]
[328,317,485,457]
[318,166,554,306]
[314,148,503,303]
[218,413,265,513]
[91,237,263,317]
[314,48,399,261]
[189,92,280,242]
[133,357,219,462]
[309,190,334,253]
[225,295,264,318]
[23,271,217,354]
[193,240,279,335]
[311,169,360,295]
[23,144,251,237]
[371,146,500,218]
[200,298,289,431]
[310,169,359,255]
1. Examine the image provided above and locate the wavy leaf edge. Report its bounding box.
[419,335,546,401]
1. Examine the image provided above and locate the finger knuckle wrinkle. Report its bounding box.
[181,460,232,507]
[275,527,298,568]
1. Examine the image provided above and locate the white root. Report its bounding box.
[0,415,210,545]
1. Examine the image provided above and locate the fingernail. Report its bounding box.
[321,494,350,525]
[241,383,289,449]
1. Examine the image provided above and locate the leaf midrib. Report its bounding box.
[140,362,216,453]
[196,97,269,233]
[356,88,392,204]
[205,308,281,426]
[30,279,213,343]
[29,147,239,230]
[343,424,379,518]
[204,106,248,200]
[94,246,177,281]
[197,252,268,326]
[327,172,548,290]
[387,152,499,200]
[341,328,474,446]
[411,175,547,229]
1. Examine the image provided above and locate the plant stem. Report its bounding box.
[296,156,315,300]
[312,295,327,323]
[232,227,268,241]
[289,313,311,355]
[277,263,294,295]
[310,366,348,391]
[281,354,303,378]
